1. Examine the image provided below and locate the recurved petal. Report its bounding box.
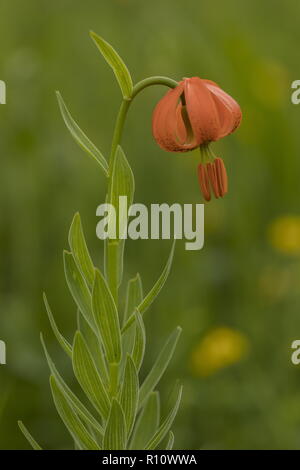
[152,82,198,152]
[184,77,220,145]
[204,81,242,139]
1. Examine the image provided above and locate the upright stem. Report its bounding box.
[106,76,178,312]
[107,99,131,197]
[105,75,178,395]
[106,99,131,306]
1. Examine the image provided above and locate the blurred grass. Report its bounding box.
[1,0,300,449]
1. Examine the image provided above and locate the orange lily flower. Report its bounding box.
[152,77,242,201]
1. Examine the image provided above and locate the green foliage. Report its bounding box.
[92,269,122,364]
[64,250,96,333]
[18,421,42,450]
[69,213,95,289]
[56,91,109,176]
[130,392,160,450]
[50,375,101,450]
[43,293,72,358]
[119,355,139,437]
[138,327,182,409]
[41,333,105,436]
[72,331,111,419]
[144,383,182,450]
[90,31,133,100]
[103,399,126,450]
[36,212,180,450]
[122,241,176,333]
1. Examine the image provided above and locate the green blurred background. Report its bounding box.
[1,0,300,450]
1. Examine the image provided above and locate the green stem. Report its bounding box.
[104,75,179,403]
[106,100,131,305]
[132,76,178,98]
[106,76,178,305]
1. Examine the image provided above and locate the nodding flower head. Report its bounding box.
[152,77,242,201]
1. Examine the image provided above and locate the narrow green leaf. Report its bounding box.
[64,251,96,333]
[103,399,126,450]
[109,145,135,237]
[69,213,95,288]
[56,91,108,176]
[92,269,121,364]
[144,385,182,450]
[40,333,104,436]
[106,145,135,296]
[120,275,143,374]
[72,331,110,420]
[90,31,133,99]
[18,421,42,450]
[105,240,122,303]
[129,392,160,450]
[43,293,72,358]
[77,310,109,385]
[139,327,182,409]
[119,355,139,438]
[165,431,174,450]
[132,310,146,372]
[123,273,143,324]
[50,375,101,450]
[139,240,176,315]
[121,321,135,376]
[122,241,176,333]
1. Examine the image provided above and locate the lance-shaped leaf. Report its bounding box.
[56,91,108,176]
[72,331,110,420]
[144,384,182,450]
[50,375,101,450]
[109,146,135,235]
[132,310,146,372]
[106,145,135,297]
[40,333,104,436]
[129,391,160,450]
[121,275,143,373]
[103,399,126,450]
[77,311,109,385]
[18,421,42,450]
[69,213,95,288]
[92,269,121,364]
[123,273,143,324]
[138,326,181,409]
[90,31,133,100]
[119,355,139,437]
[138,239,176,314]
[43,292,72,358]
[64,251,96,333]
[122,241,176,333]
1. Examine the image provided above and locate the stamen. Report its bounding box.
[215,157,228,197]
[206,162,220,198]
[197,163,211,201]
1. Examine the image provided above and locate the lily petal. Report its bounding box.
[184,77,220,145]
[204,80,242,138]
[152,82,199,152]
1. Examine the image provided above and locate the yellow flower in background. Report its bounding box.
[268,216,300,255]
[190,327,249,377]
